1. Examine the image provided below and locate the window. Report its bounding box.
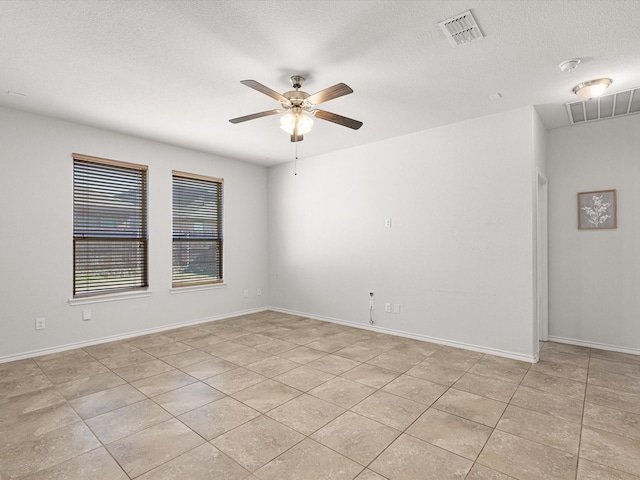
[73,154,148,297]
[172,171,223,287]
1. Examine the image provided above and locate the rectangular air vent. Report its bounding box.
[438,10,484,47]
[566,87,640,125]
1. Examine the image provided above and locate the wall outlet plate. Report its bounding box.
[35,317,46,330]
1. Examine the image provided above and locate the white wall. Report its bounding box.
[0,104,554,362]
[547,113,640,353]
[269,106,542,360]
[532,110,548,353]
[0,107,269,360]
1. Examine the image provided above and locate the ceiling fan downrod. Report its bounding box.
[290,75,305,90]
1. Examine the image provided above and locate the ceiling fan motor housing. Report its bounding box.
[283,89,310,108]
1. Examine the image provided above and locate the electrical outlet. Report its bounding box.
[385,303,391,313]
[35,317,46,330]
[385,218,392,228]
[257,288,262,296]
[243,289,249,298]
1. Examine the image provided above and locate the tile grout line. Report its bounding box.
[48,367,132,480]
[358,354,485,479]
[467,356,532,479]
[574,346,592,480]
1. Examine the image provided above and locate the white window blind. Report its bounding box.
[73,153,148,297]
[172,171,224,287]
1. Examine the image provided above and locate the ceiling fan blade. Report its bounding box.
[229,109,280,124]
[306,83,353,105]
[240,80,288,103]
[314,110,363,130]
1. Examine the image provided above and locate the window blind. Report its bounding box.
[172,171,223,287]
[73,154,148,296]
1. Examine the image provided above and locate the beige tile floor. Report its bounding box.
[1,310,639,479]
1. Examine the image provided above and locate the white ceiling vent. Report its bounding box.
[566,87,640,125]
[438,10,484,47]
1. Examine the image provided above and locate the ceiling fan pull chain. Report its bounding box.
[294,141,298,176]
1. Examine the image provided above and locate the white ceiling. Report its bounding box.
[1,0,639,167]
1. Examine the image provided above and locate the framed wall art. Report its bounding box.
[578,189,617,230]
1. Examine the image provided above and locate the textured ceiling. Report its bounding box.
[1,0,639,166]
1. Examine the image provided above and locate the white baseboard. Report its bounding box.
[548,335,640,356]
[270,306,539,363]
[0,307,268,364]
[5,306,571,365]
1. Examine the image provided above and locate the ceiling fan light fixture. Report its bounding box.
[280,111,314,135]
[573,78,612,101]
[230,76,361,142]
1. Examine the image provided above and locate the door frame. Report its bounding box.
[536,170,549,352]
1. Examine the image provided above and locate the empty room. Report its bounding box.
[1,1,639,479]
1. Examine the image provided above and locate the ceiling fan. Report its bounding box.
[229,75,363,142]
